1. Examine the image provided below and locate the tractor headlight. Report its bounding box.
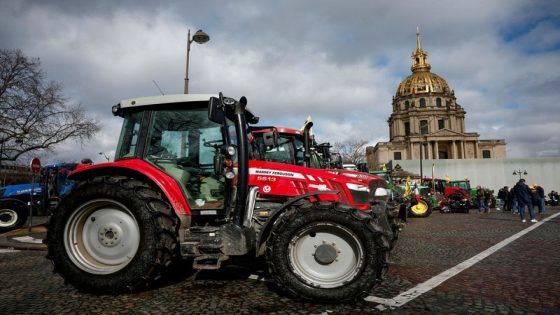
[226,146,236,156]
[224,171,236,179]
[373,187,389,197]
[346,183,370,204]
[346,183,370,192]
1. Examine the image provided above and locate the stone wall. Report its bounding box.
[393,157,560,192]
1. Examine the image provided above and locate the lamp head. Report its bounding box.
[192,30,210,44]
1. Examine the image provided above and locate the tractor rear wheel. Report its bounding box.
[408,198,432,217]
[266,203,389,302]
[0,200,29,233]
[47,176,178,293]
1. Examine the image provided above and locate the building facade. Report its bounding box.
[367,30,506,169]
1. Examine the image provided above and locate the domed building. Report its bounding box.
[367,29,506,169]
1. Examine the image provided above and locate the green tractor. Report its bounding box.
[369,170,434,218]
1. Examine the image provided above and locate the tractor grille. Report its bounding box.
[290,181,308,195]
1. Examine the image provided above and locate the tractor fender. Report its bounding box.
[67,159,191,215]
[0,197,28,209]
[256,190,339,256]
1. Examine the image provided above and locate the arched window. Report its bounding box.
[405,101,409,110]
[436,98,442,107]
[419,98,426,108]
[420,120,428,134]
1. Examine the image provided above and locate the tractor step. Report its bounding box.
[180,226,229,269]
[192,254,229,270]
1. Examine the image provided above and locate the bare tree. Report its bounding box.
[0,49,99,165]
[333,139,368,165]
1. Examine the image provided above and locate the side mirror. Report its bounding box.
[208,97,225,124]
[263,130,278,147]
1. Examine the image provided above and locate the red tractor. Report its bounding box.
[250,123,400,237]
[422,178,471,213]
[47,94,394,302]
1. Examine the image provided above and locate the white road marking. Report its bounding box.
[12,236,44,244]
[365,212,560,309]
[248,274,267,282]
[0,248,21,253]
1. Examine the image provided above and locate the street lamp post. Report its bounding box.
[512,169,527,181]
[419,141,427,180]
[184,29,210,94]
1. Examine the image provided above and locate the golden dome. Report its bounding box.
[396,71,451,97]
[395,28,452,98]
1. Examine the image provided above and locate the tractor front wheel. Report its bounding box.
[47,176,178,293]
[408,198,432,217]
[266,203,389,302]
[0,200,29,234]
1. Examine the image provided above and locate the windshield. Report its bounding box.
[450,181,470,191]
[144,107,233,210]
[254,134,296,164]
[115,111,143,159]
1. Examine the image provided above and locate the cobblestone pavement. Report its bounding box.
[0,208,558,314]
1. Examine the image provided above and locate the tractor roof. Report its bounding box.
[114,94,259,124]
[250,126,303,136]
[118,94,217,109]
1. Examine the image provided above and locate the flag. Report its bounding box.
[403,176,412,197]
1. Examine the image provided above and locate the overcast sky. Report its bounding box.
[1,0,559,164]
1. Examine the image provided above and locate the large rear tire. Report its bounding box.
[0,200,29,234]
[266,203,389,302]
[408,198,432,217]
[46,176,178,293]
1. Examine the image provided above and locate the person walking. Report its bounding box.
[535,184,546,213]
[476,186,489,213]
[497,186,508,211]
[484,189,494,210]
[513,179,537,223]
[508,186,517,214]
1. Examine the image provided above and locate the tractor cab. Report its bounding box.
[114,96,234,214]
[448,179,471,193]
[249,126,324,169]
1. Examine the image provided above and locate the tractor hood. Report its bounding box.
[248,160,385,210]
[0,183,42,198]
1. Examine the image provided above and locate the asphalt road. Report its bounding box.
[1,207,559,314]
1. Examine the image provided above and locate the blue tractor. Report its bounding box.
[0,163,78,233]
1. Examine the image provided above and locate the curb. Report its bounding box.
[0,224,48,251]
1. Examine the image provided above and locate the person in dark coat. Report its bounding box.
[535,185,546,213]
[498,186,508,210]
[513,179,536,222]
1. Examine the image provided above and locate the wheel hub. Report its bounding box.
[97,224,122,247]
[0,209,17,227]
[314,243,338,265]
